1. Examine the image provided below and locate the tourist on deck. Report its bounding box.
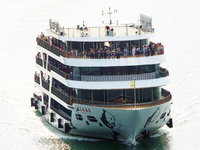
[94,49,98,59]
[70,49,74,57]
[142,44,146,54]
[132,46,136,57]
[67,51,71,58]
[136,47,140,55]
[151,44,155,56]
[107,48,111,58]
[90,48,94,59]
[38,52,41,58]
[111,48,115,58]
[99,48,104,59]
[123,47,128,58]
[146,47,150,56]
[161,45,164,54]
[51,37,54,46]
[40,32,44,39]
[83,49,87,59]
[103,48,107,59]
[74,49,78,58]
[116,47,121,59]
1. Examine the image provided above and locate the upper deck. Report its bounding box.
[47,25,154,42]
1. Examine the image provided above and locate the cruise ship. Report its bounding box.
[31,10,173,144]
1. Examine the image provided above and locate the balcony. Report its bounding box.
[33,93,42,102]
[37,37,66,57]
[49,65,70,79]
[34,74,40,84]
[47,62,168,83]
[72,89,171,110]
[36,56,43,67]
[42,79,50,91]
[51,86,70,104]
[50,105,71,121]
[50,85,171,110]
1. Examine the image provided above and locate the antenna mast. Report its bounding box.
[102,7,118,27]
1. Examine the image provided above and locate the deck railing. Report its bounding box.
[42,79,50,91]
[36,56,43,67]
[72,89,171,109]
[50,105,71,121]
[33,93,42,101]
[81,72,155,82]
[37,37,66,57]
[51,86,70,104]
[36,37,163,59]
[51,85,171,109]
[51,65,70,79]
[34,74,40,84]
[47,63,168,82]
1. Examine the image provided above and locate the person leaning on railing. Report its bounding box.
[83,49,87,59]
[90,48,94,59]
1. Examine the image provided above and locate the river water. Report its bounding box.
[0,0,200,149]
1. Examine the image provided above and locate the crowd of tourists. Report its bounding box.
[38,32,164,59]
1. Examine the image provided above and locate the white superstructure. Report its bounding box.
[31,11,173,144]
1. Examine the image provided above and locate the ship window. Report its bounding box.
[107,90,123,102]
[112,67,121,75]
[87,116,98,122]
[101,67,112,75]
[93,90,104,102]
[80,89,90,101]
[142,88,153,102]
[75,114,83,121]
[129,66,139,74]
[125,89,134,103]
[82,67,101,75]
[121,66,128,75]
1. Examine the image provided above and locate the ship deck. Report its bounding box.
[50,25,153,38]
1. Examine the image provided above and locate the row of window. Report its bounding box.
[67,39,148,53]
[52,78,161,103]
[49,56,159,76]
[74,87,161,103]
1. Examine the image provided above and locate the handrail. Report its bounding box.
[35,56,43,67]
[51,65,70,79]
[72,89,171,109]
[159,67,169,77]
[33,93,42,101]
[81,72,156,82]
[47,63,168,82]
[51,86,70,104]
[50,105,71,121]
[42,79,50,91]
[34,74,40,84]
